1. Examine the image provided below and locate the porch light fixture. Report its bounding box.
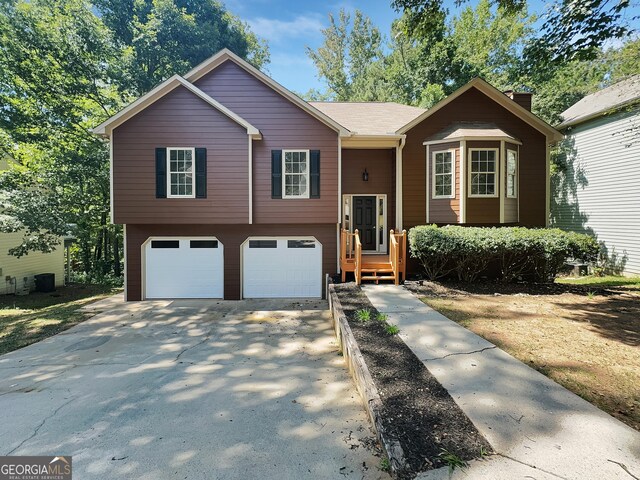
[362,169,369,182]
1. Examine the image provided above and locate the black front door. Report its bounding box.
[353,196,377,250]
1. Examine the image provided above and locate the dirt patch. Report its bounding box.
[334,283,491,478]
[407,280,640,431]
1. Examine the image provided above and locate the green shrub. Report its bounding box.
[409,225,598,283]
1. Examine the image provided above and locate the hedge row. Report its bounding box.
[408,225,599,283]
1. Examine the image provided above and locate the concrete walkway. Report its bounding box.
[363,285,640,480]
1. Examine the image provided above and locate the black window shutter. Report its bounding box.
[310,150,320,198]
[155,147,167,198]
[195,148,207,198]
[271,150,282,199]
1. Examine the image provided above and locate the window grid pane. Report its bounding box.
[168,148,194,197]
[283,150,309,197]
[434,151,453,197]
[507,151,517,197]
[470,150,497,196]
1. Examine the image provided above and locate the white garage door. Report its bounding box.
[242,238,322,298]
[145,238,224,299]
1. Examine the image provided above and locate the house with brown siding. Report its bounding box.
[94,49,562,301]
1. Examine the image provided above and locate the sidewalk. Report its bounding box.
[362,284,640,480]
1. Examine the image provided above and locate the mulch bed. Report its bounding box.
[334,283,492,478]
[404,278,622,298]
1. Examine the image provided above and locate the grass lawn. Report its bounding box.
[413,278,640,432]
[0,284,120,356]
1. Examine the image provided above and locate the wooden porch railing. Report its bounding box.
[389,229,407,285]
[340,228,406,285]
[340,228,362,283]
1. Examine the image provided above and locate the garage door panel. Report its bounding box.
[243,238,322,298]
[145,238,224,299]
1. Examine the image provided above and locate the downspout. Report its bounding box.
[500,140,506,223]
[545,140,551,227]
[460,140,466,223]
[396,136,406,230]
[337,136,343,273]
[248,137,253,224]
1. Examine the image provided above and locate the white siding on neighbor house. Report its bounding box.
[552,109,640,275]
[0,231,65,294]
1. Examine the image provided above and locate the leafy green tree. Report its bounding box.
[94,0,269,95]
[0,0,119,274]
[450,0,534,89]
[392,0,633,74]
[0,0,269,279]
[306,9,384,101]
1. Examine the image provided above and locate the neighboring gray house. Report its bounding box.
[552,75,640,275]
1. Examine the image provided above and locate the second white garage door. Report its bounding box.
[242,237,322,298]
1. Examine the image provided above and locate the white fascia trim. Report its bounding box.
[396,136,405,230]
[424,136,522,146]
[92,75,262,139]
[338,137,342,223]
[399,78,563,142]
[109,135,114,224]
[184,49,351,137]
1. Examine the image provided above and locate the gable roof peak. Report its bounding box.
[92,74,260,138]
[184,49,351,136]
[396,77,563,142]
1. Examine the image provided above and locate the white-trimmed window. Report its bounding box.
[469,149,498,197]
[506,149,518,198]
[283,150,309,199]
[432,150,455,198]
[167,147,195,198]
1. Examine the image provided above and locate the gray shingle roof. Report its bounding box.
[558,75,640,129]
[309,101,426,136]
[423,122,520,143]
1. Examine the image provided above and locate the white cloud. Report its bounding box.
[247,14,325,44]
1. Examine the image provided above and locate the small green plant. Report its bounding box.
[379,458,391,472]
[375,312,388,322]
[438,448,468,474]
[385,324,400,335]
[587,290,596,299]
[355,309,371,322]
[479,445,489,458]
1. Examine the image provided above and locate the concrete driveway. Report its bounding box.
[0,296,388,479]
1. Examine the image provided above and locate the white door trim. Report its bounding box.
[342,194,388,253]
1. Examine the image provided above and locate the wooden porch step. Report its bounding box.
[361,275,397,281]
[361,262,393,269]
[361,268,394,273]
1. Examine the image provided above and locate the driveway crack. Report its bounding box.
[6,396,77,455]
[495,453,570,480]
[422,346,497,362]
[175,331,213,362]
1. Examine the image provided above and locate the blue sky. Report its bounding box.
[223,0,639,94]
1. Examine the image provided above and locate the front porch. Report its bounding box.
[340,229,407,285]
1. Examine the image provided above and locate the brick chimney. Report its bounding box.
[503,90,532,111]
